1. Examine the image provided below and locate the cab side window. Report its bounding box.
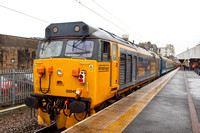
[112,44,117,61]
[98,41,110,61]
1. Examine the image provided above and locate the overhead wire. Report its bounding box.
[1,1,144,42]
[75,0,143,42]
[91,0,144,42]
[75,0,129,35]
[0,4,49,24]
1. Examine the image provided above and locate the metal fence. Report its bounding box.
[0,69,33,107]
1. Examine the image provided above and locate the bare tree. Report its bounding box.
[166,44,175,56]
[166,44,175,60]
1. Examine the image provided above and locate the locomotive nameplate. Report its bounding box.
[98,65,109,72]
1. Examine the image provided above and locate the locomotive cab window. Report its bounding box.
[39,40,63,58]
[65,40,94,57]
[98,41,110,61]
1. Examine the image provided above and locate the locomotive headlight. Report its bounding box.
[57,70,62,75]
[74,25,80,32]
[53,27,58,33]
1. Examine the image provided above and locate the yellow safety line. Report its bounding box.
[102,69,179,133]
[0,104,26,113]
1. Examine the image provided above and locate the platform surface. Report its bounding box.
[186,71,200,121]
[63,70,200,133]
[124,70,196,133]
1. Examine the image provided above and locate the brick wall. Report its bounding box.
[0,34,39,70]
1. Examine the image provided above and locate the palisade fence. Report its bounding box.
[0,69,33,107]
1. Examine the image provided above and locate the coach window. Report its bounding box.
[138,57,142,64]
[98,41,110,61]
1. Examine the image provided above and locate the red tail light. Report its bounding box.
[78,71,85,83]
[79,75,83,78]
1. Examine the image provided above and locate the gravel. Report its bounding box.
[0,106,44,133]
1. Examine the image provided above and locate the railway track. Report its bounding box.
[34,123,65,133]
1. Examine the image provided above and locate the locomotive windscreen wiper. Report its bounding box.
[68,44,89,52]
[72,36,86,51]
[41,40,50,54]
[67,51,91,56]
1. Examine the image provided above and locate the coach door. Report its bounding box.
[110,43,118,88]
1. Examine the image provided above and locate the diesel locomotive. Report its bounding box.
[25,21,179,129]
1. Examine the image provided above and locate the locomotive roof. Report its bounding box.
[45,21,133,46]
[45,21,157,57]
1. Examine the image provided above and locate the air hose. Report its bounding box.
[63,104,69,116]
[39,74,51,94]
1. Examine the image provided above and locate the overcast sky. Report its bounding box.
[0,0,200,55]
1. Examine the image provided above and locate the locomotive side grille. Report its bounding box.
[119,54,126,85]
[132,56,137,81]
[126,55,132,83]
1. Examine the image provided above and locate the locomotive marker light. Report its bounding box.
[57,69,62,75]
[79,71,85,83]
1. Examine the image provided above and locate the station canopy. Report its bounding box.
[177,44,200,60]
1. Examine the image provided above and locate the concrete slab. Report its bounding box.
[63,69,178,133]
[186,71,200,122]
[123,71,193,133]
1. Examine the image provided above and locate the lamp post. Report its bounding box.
[11,58,15,69]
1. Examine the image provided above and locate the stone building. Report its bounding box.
[157,44,175,59]
[139,42,158,54]
[0,34,39,70]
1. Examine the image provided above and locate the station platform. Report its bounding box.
[63,69,200,133]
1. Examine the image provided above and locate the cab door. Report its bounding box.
[110,43,119,88]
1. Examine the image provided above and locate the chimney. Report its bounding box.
[122,34,129,41]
